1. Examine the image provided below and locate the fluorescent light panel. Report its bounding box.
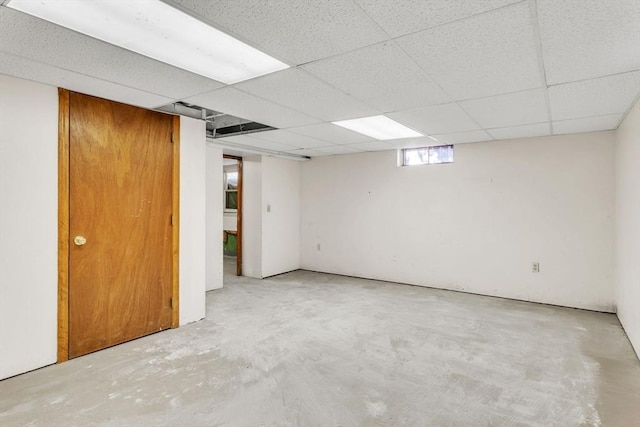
[7,0,289,84]
[332,115,423,140]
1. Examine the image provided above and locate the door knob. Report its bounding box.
[74,235,87,246]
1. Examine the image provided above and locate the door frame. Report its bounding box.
[56,89,180,363]
[223,155,243,276]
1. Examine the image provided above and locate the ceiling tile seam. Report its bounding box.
[222,85,325,128]
[249,130,329,148]
[349,0,394,40]
[551,112,624,124]
[388,40,494,139]
[223,138,302,151]
[283,131,358,146]
[384,0,529,42]
[527,0,554,134]
[160,0,295,67]
[0,50,176,104]
[484,120,550,131]
[615,91,640,129]
[546,69,640,88]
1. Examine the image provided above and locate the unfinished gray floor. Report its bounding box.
[1,265,639,426]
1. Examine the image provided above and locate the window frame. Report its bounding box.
[401,144,454,167]
[223,168,238,213]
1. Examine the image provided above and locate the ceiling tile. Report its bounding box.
[0,52,172,109]
[386,137,442,149]
[287,123,373,144]
[249,129,333,149]
[388,103,479,135]
[431,130,492,144]
[214,134,298,152]
[396,2,542,100]
[537,0,640,84]
[553,114,623,135]
[234,68,380,122]
[354,0,521,38]
[302,41,450,113]
[0,7,224,99]
[346,141,396,152]
[170,0,388,65]
[548,71,640,121]
[316,145,365,155]
[487,123,551,140]
[459,89,549,128]
[182,86,320,129]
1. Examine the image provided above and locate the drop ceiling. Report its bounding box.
[1,0,638,158]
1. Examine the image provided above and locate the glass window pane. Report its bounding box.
[226,172,238,190]
[226,191,238,210]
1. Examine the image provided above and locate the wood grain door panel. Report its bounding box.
[68,93,173,358]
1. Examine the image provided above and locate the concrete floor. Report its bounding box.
[1,262,639,426]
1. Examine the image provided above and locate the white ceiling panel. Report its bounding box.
[396,2,542,100]
[386,137,442,149]
[287,123,373,144]
[432,130,492,144]
[215,134,298,152]
[549,71,640,121]
[0,52,172,109]
[346,141,396,152]
[317,145,365,155]
[388,103,479,135]
[537,0,640,85]
[169,0,388,65]
[248,129,334,149]
[487,123,551,140]
[0,7,225,100]
[182,86,320,129]
[234,68,380,122]
[302,41,449,113]
[459,89,549,129]
[354,0,521,38]
[553,114,623,135]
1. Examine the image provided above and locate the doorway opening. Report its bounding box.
[223,155,243,277]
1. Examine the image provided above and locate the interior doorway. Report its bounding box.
[223,155,243,276]
[58,90,180,362]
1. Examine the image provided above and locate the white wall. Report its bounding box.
[262,156,301,278]
[205,145,223,291]
[0,74,58,379]
[615,100,640,357]
[179,117,207,324]
[301,132,616,312]
[0,75,207,378]
[242,156,263,278]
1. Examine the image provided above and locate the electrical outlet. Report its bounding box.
[266,204,271,213]
[317,243,321,251]
[532,262,540,273]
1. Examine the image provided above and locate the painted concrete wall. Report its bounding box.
[205,145,223,291]
[615,100,640,357]
[0,75,208,378]
[262,156,301,278]
[0,74,58,380]
[300,132,616,312]
[242,156,263,278]
[179,117,207,324]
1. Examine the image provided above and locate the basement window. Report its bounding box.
[402,145,453,166]
[224,170,238,211]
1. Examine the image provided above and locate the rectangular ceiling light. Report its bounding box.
[6,0,289,84]
[332,115,423,140]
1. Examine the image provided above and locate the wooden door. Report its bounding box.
[67,92,174,358]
